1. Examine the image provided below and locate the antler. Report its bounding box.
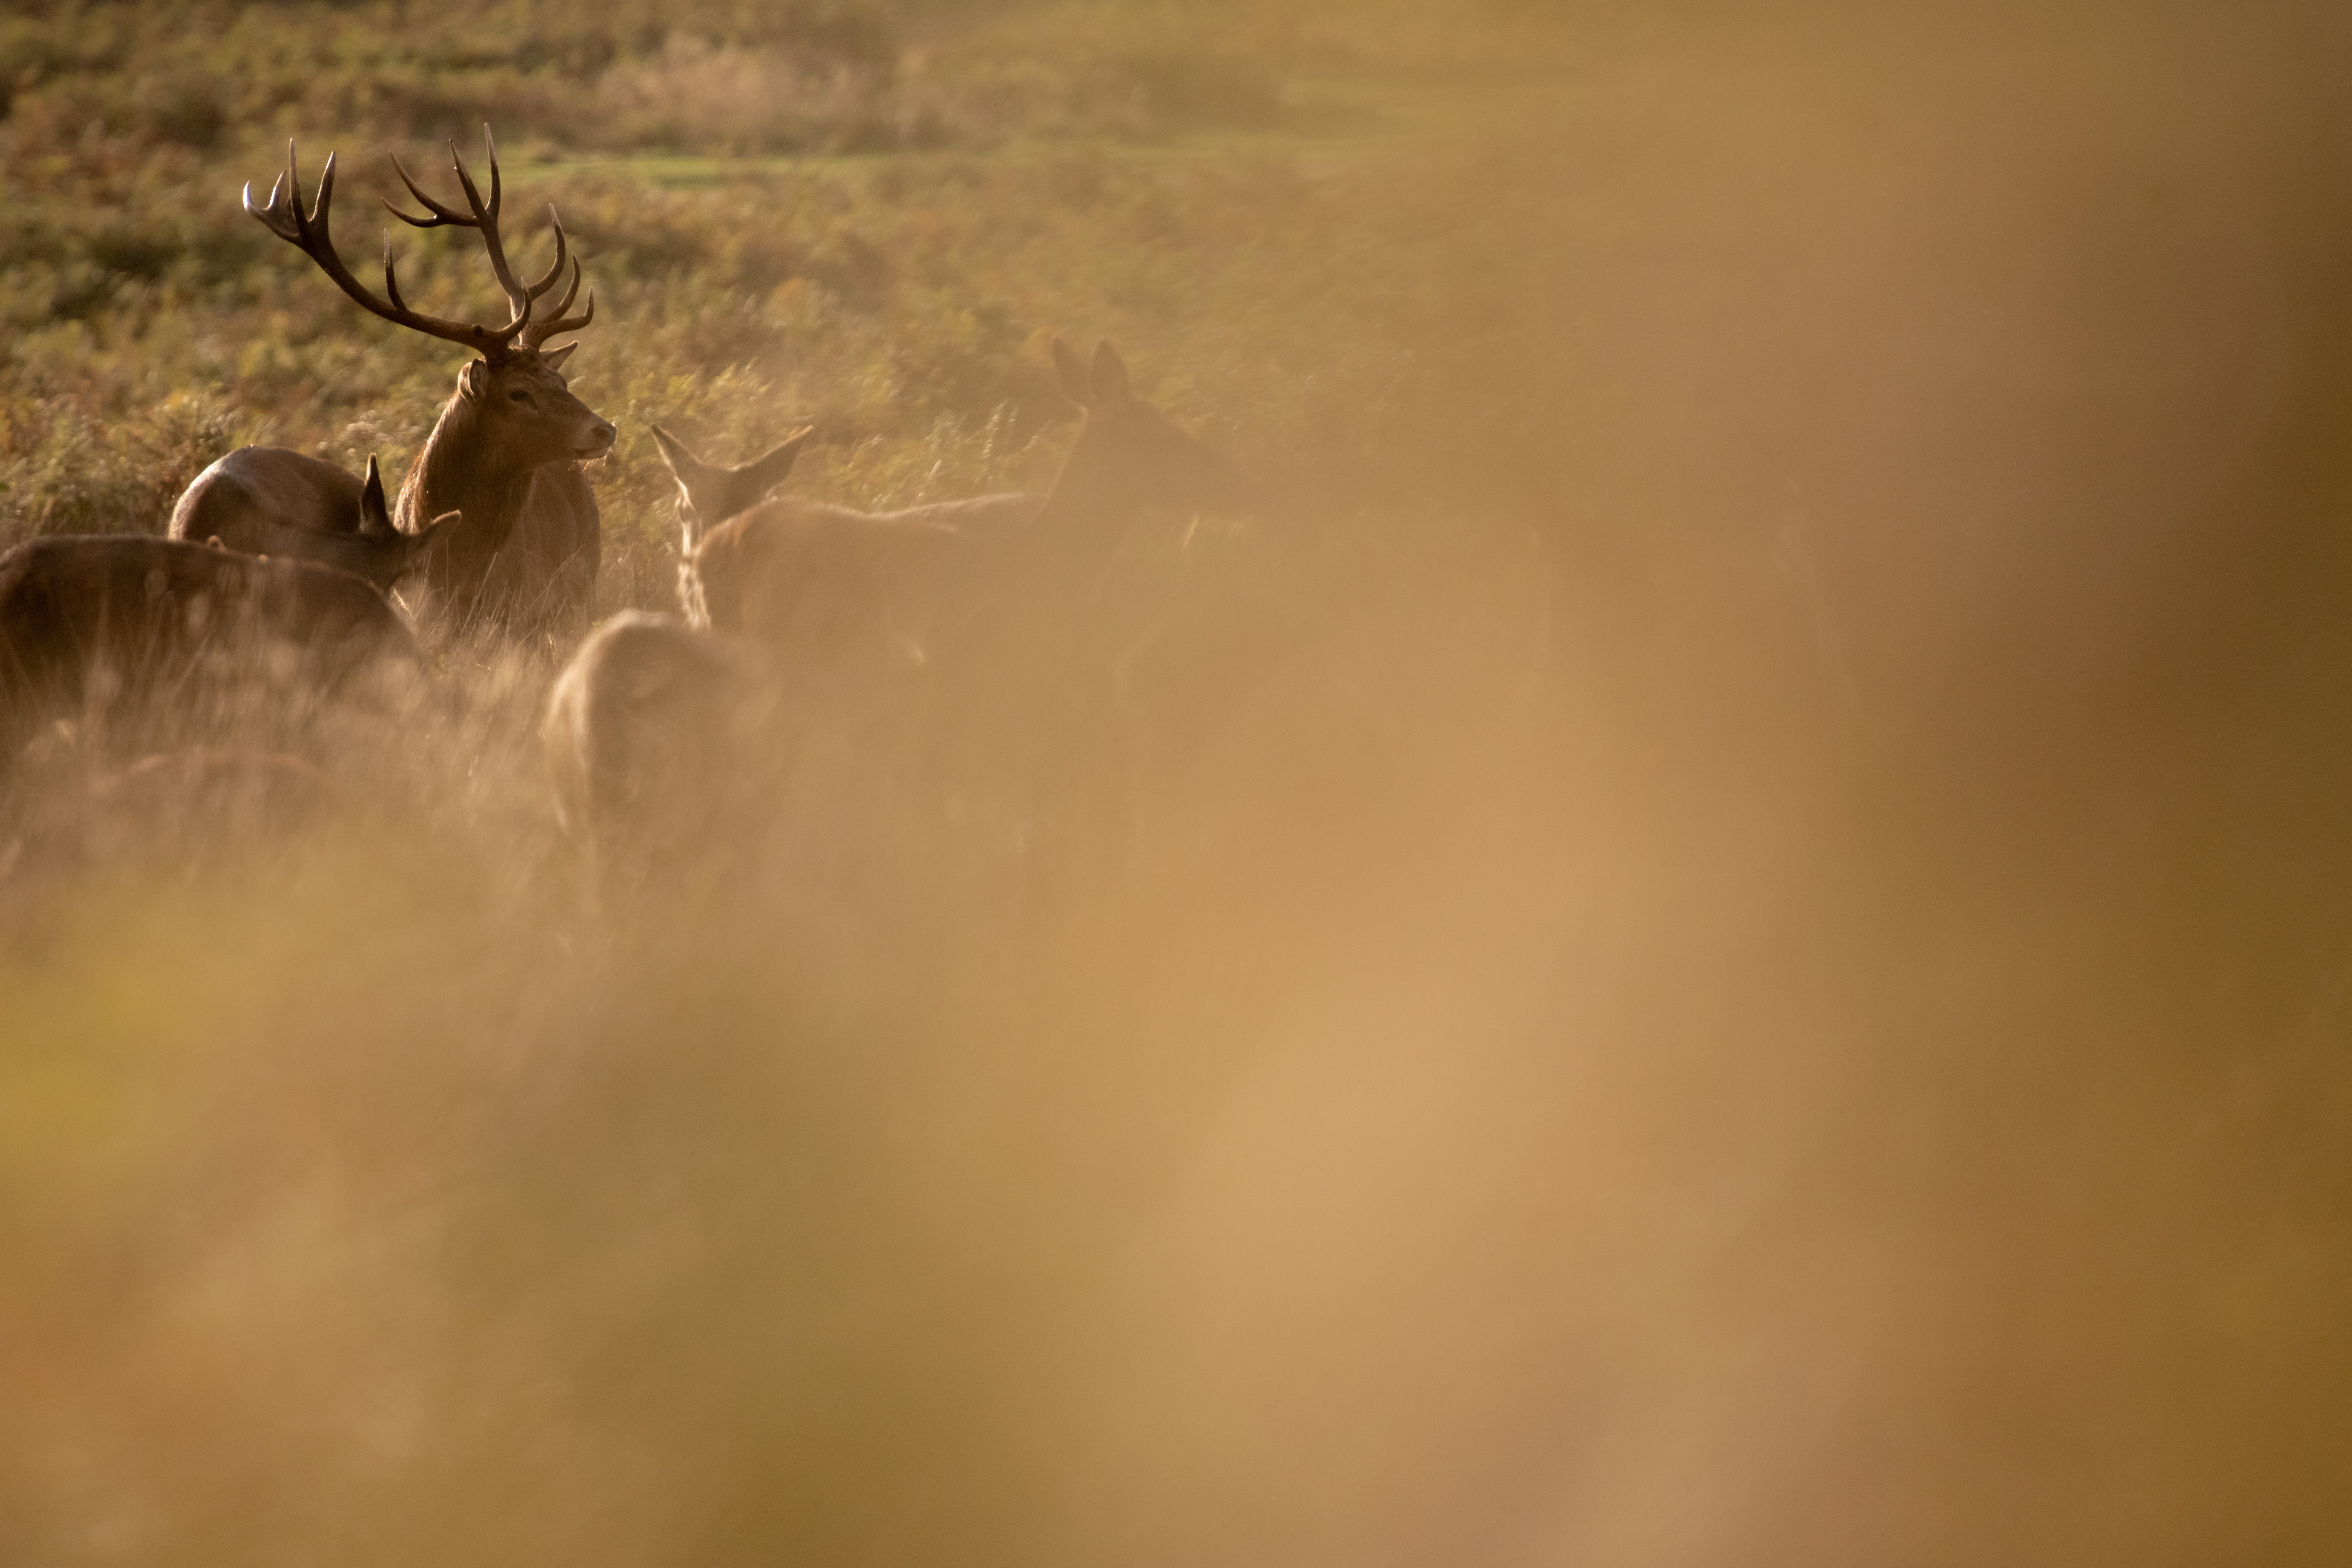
[520,215,595,351]
[246,128,590,361]
[385,127,593,352]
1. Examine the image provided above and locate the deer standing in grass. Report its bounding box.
[542,610,782,904]
[170,453,453,595]
[651,337,1244,672]
[0,535,421,771]
[646,339,1253,896]
[238,131,614,637]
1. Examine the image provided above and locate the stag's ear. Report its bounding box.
[540,341,579,374]
[356,455,396,538]
[1090,339,1132,409]
[458,360,489,401]
[1052,337,1093,407]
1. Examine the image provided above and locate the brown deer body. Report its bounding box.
[542,610,779,901]
[651,423,1034,659]
[650,341,1251,893]
[242,132,614,637]
[0,535,420,769]
[391,358,608,634]
[168,451,449,594]
[653,339,1240,674]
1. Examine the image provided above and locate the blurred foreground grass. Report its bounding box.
[6,2,2352,1564]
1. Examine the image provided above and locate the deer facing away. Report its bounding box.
[237,131,615,637]
[170,452,454,595]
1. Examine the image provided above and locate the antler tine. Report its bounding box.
[381,231,410,314]
[523,280,594,350]
[446,132,496,225]
[453,127,533,331]
[523,205,569,301]
[242,140,315,244]
[522,256,583,344]
[242,173,294,244]
[481,126,502,221]
[516,202,596,349]
[309,148,336,239]
[383,150,476,229]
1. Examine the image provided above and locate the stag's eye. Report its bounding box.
[508,388,531,403]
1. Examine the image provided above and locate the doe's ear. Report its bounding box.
[1090,339,1131,408]
[540,341,579,374]
[1052,337,1093,408]
[649,424,704,481]
[407,509,461,560]
[357,455,395,538]
[458,359,489,402]
[739,425,815,502]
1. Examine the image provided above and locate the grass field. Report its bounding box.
[5,3,2352,1564]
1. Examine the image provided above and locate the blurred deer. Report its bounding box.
[0,535,421,772]
[240,130,615,637]
[650,340,1254,898]
[648,423,1034,660]
[542,610,780,904]
[170,453,455,595]
[653,338,1243,673]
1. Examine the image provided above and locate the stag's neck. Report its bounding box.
[396,393,535,551]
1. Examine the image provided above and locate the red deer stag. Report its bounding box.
[242,131,615,637]
[170,452,454,595]
[654,337,1241,672]
[0,535,421,771]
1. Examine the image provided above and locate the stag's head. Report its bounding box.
[244,128,616,469]
[1051,337,1252,518]
[453,342,615,472]
[649,424,815,545]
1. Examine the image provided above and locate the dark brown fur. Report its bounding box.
[0,535,421,768]
[168,450,447,594]
[397,348,613,637]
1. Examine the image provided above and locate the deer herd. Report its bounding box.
[0,129,1257,899]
